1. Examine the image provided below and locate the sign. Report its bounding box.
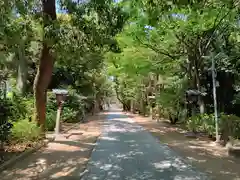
[148,95,156,99]
[52,89,68,95]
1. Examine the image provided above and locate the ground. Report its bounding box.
[127,112,240,180]
[0,113,105,180]
[1,108,240,180]
[81,110,207,180]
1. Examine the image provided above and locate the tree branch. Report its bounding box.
[135,36,177,60]
[199,8,232,58]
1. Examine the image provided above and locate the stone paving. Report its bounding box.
[81,110,208,180]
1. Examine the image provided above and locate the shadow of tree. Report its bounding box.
[0,113,106,180]
[129,113,240,180]
[79,113,208,180]
[1,112,229,180]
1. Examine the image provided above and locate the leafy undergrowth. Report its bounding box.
[0,121,79,166]
[128,112,240,180]
[0,112,94,167]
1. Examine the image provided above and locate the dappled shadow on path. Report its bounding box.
[129,113,240,180]
[0,114,105,180]
[81,113,207,180]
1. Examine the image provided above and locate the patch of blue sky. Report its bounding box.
[109,76,115,81]
[56,0,83,14]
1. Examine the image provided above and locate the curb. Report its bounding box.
[0,137,55,172]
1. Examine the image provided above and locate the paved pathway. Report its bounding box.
[81,109,208,180]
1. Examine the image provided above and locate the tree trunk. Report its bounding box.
[34,0,56,131]
[16,43,27,95]
[130,99,134,112]
[195,62,205,114]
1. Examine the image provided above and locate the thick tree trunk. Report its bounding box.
[16,43,27,95]
[34,0,56,131]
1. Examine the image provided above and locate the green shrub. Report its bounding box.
[186,113,240,138]
[201,113,215,136]
[45,110,56,131]
[220,114,240,139]
[45,92,57,131]
[62,107,79,123]
[11,119,41,142]
[0,99,13,148]
[6,93,35,122]
[186,113,214,133]
[46,92,57,112]
[186,115,202,132]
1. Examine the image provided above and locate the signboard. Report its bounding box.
[148,95,156,99]
[52,89,68,95]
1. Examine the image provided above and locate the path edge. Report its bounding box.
[0,137,54,172]
[0,120,80,172]
[125,111,211,179]
[79,111,107,179]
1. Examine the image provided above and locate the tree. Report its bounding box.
[32,0,127,130]
[107,0,240,128]
[33,0,57,131]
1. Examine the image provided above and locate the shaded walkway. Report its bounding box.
[81,110,208,180]
[0,114,104,180]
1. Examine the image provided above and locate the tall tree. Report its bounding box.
[34,0,57,130]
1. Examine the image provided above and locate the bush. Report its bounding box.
[186,113,240,139]
[201,114,215,136]
[45,110,56,131]
[186,114,203,132]
[45,92,57,131]
[11,119,41,142]
[4,93,35,122]
[220,114,240,139]
[46,92,57,112]
[0,99,13,148]
[62,107,79,123]
[186,113,215,135]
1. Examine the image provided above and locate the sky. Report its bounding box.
[56,0,64,13]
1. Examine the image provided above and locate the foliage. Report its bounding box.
[157,77,187,123]
[186,113,215,135]
[0,0,125,151]
[45,91,87,130]
[11,119,41,142]
[186,113,240,138]
[186,115,203,133]
[7,93,34,121]
[105,0,240,144]
[45,110,56,131]
[62,107,79,123]
[2,0,240,148]
[220,114,240,139]
[0,98,13,147]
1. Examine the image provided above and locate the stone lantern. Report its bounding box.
[52,89,68,135]
[185,89,207,117]
[148,94,156,120]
